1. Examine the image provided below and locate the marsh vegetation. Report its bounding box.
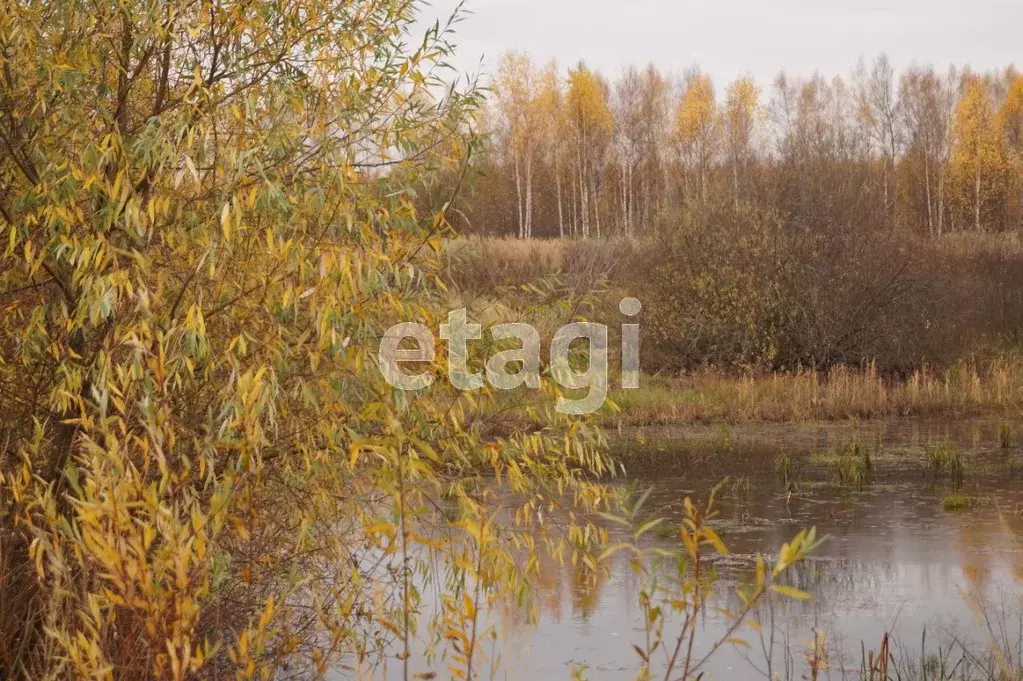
[1,0,1022,679]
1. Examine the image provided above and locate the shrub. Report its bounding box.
[0,3,614,680]
[632,199,961,372]
[636,202,790,370]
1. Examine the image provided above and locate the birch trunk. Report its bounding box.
[937,168,945,236]
[571,165,578,237]
[924,154,933,238]
[514,154,524,239]
[975,163,982,231]
[556,164,564,238]
[525,154,533,238]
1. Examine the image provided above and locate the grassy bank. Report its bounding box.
[602,360,1023,427]
[442,235,1023,429]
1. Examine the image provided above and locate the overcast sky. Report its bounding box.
[422,0,1021,88]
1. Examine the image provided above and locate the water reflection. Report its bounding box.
[497,419,1023,680]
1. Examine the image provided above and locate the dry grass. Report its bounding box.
[449,231,1023,269]
[442,236,632,294]
[604,360,1023,426]
[934,230,1023,257]
[443,236,568,275]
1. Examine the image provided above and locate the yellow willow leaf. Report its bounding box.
[680,531,697,560]
[221,202,231,241]
[231,516,250,541]
[701,527,729,555]
[258,595,276,631]
[377,618,402,636]
[184,156,199,184]
[364,523,396,539]
[770,584,811,601]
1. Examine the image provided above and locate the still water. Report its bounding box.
[489,418,1023,680]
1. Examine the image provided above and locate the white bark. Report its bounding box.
[514,154,524,239]
[525,154,533,238]
[556,165,564,238]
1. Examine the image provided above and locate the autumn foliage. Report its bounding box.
[463,54,1023,238]
[0,1,623,679]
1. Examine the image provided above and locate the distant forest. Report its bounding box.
[448,53,1023,239]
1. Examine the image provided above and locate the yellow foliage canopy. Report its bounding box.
[0,1,613,679]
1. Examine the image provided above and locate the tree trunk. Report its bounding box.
[732,156,739,210]
[888,130,898,220]
[643,172,650,233]
[620,161,628,236]
[937,168,945,236]
[975,163,982,231]
[514,154,524,239]
[924,154,933,238]
[579,145,589,238]
[883,156,890,216]
[525,154,533,238]
[621,161,630,236]
[571,165,578,237]
[556,164,564,238]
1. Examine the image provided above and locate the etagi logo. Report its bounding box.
[379,298,642,415]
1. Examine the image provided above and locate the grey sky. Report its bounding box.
[423,0,1021,88]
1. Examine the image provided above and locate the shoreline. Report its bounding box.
[598,362,1023,428]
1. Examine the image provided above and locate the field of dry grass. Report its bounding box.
[603,360,1023,426]
[445,231,1023,276]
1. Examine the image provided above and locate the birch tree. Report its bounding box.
[855,54,902,221]
[723,74,762,208]
[495,51,540,237]
[952,73,1004,231]
[998,74,1023,228]
[674,70,719,204]
[567,64,613,237]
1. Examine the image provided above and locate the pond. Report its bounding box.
[491,418,1023,680]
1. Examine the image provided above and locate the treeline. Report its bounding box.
[452,52,1023,238]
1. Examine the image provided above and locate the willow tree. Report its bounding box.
[0,1,616,679]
